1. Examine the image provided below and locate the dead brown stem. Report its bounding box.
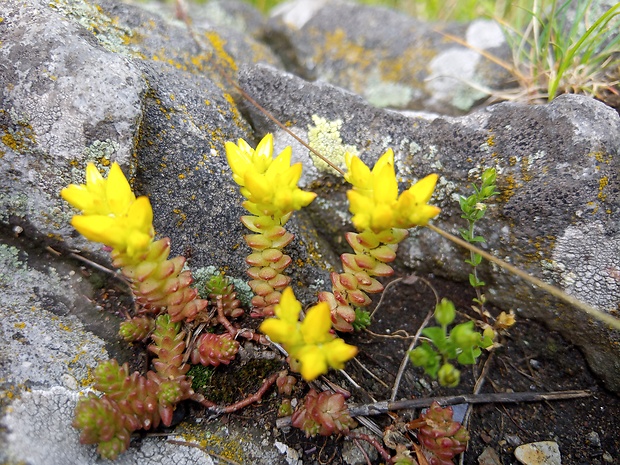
[349,389,592,417]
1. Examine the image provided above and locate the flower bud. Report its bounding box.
[438,363,460,387]
[435,298,456,326]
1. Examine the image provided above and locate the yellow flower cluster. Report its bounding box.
[260,287,358,381]
[61,163,154,260]
[225,134,317,217]
[226,134,317,317]
[345,150,440,233]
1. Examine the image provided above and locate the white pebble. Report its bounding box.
[515,441,561,465]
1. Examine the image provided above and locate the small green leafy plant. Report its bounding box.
[458,167,499,318]
[409,298,493,387]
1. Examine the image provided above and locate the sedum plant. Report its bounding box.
[62,162,263,459]
[319,149,441,331]
[225,134,316,317]
[291,389,357,437]
[409,401,470,465]
[259,286,358,381]
[61,162,209,323]
[73,314,192,460]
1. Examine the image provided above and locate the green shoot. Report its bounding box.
[352,308,372,331]
[409,298,493,387]
[458,168,499,320]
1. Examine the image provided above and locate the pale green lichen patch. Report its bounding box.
[82,139,119,170]
[364,69,415,108]
[0,244,25,281]
[48,0,136,56]
[307,115,358,173]
[66,140,122,186]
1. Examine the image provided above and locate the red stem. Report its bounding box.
[216,296,269,344]
[346,431,392,462]
[191,372,279,414]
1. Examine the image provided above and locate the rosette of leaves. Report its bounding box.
[205,273,243,319]
[190,332,240,367]
[291,389,357,437]
[410,402,469,465]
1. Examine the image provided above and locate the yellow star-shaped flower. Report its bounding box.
[225,134,316,217]
[259,287,358,381]
[344,150,440,233]
[61,162,154,259]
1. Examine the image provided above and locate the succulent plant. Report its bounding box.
[148,314,190,379]
[278,398,293,417]
[225,134,316,317]
[73,393,132,460]
[114,238,208,322]
[291,389,357,437]
[276,372,297,396]
[414,402,469,465]
[205,274,243,318]
[92,359,161,431]
[190,332,240,367]
[391,445,418,465]
[119,315,155,342]
[319,228,408,331]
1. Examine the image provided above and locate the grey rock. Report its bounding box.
[268,0,512,113]
[0,0,329,296]
[3,383,291,465]
[341,427,379,464]
[2,0,620,462]
[506,434,524,447]
[586,431,601,448]
[0,0,145,258]
[237,63,620,391]
[3,387,214,465]
[602,451,614,463]
[190,0,270,40]
[0,239,110,389]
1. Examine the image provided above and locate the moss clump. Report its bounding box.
[187,364,214,392]
[197,359,280,404]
